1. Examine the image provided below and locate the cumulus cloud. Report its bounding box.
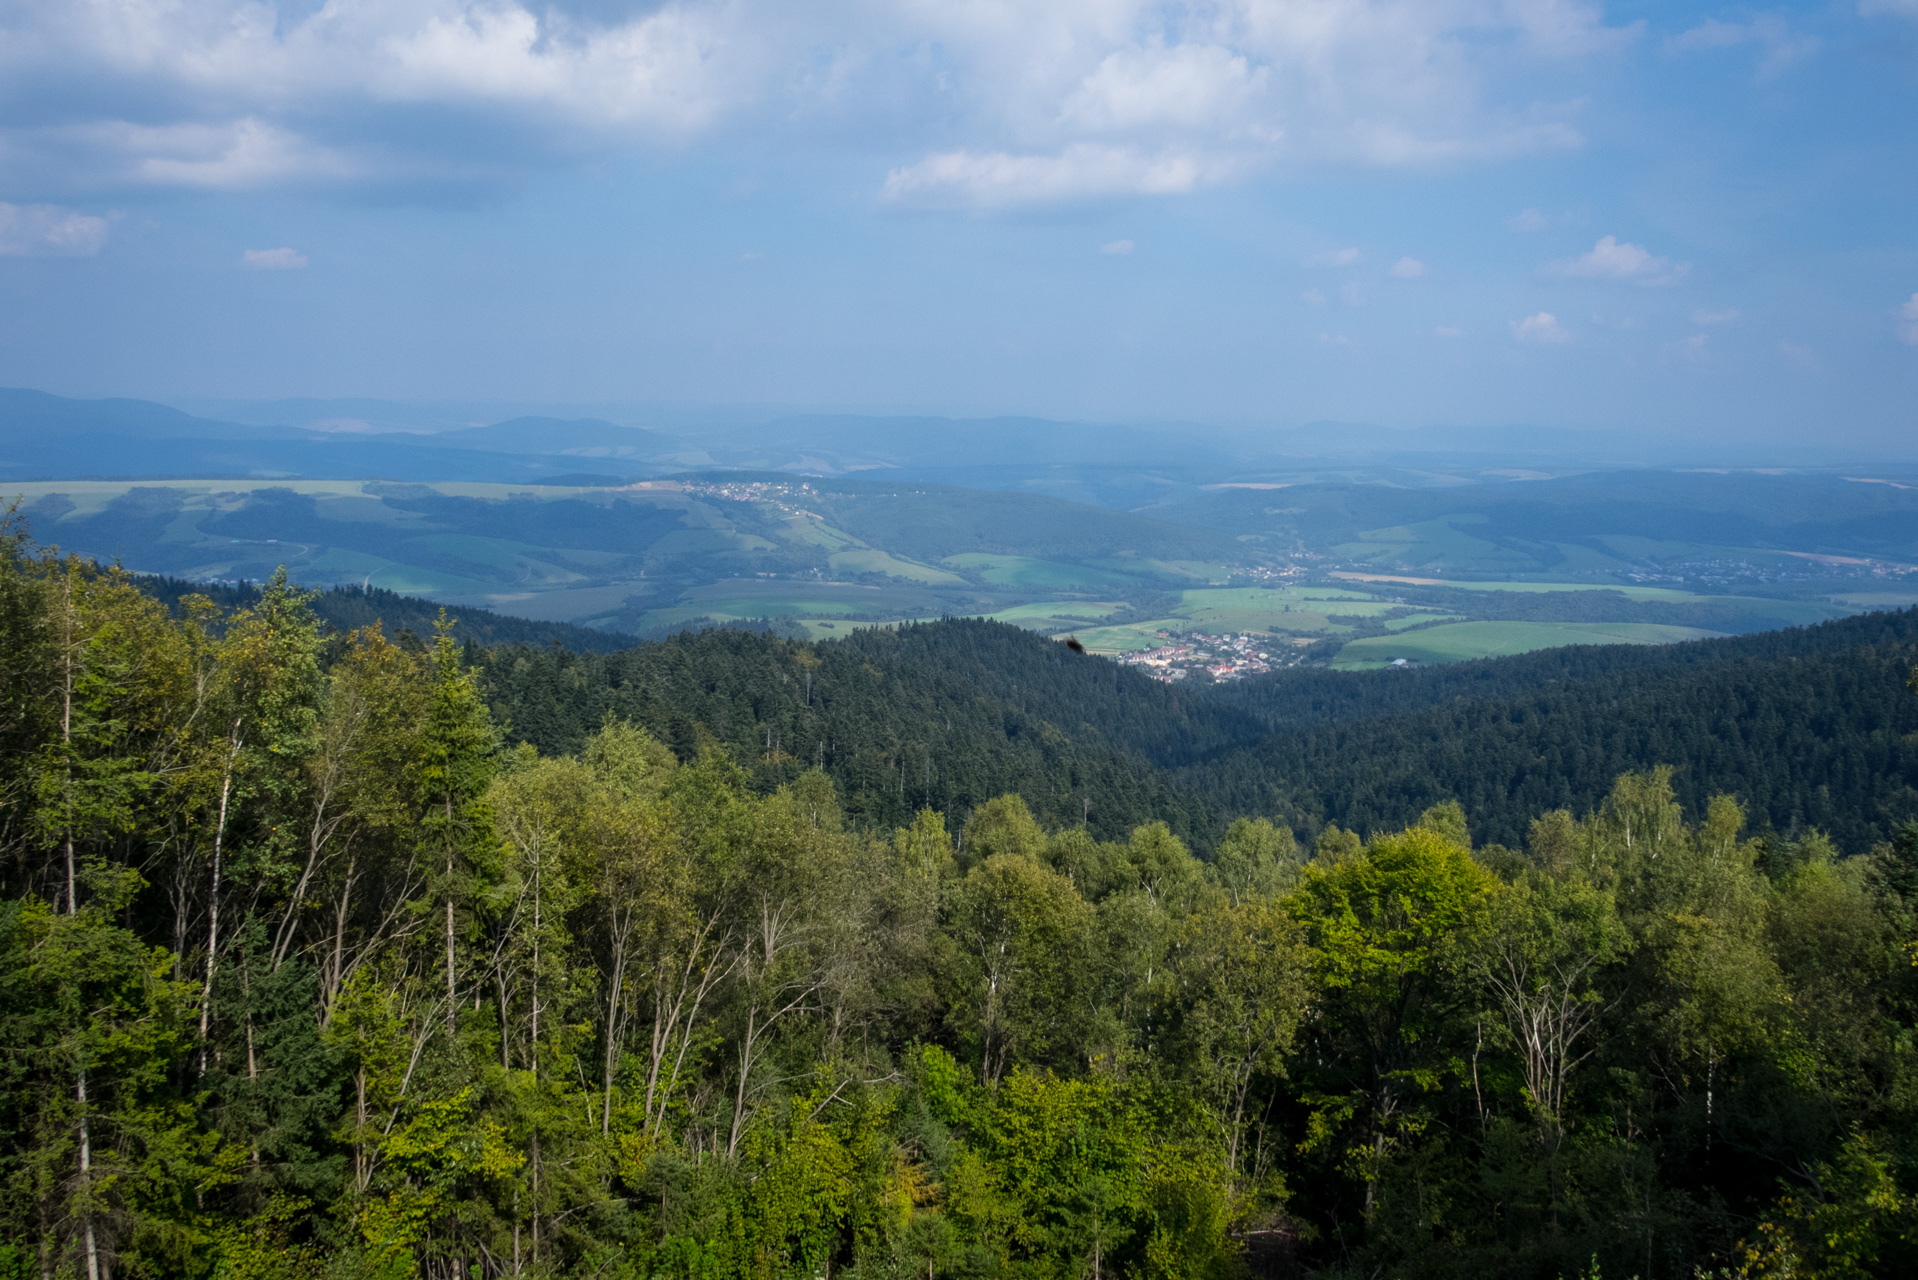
[1059,43,1271,134]
[1667,14,1818,75]
[1510,207,1550,231]
[1692,307,1739,325]
[1300,288,1327,305]
[1391,256,1425,277]
[243,247,308,269]
[1513,311,1570,343]
[0,203,110,256]
[0,0,1631,203]
[1673,333,1707,361]
[1550,235,1688,285]
[1900,293,1918,345]
[1101,239,1135,255]
[881,145,1226,209]
[1306,247,1362,267]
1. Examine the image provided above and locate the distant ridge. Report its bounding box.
[135,577,640,653]
[0,388,681,484]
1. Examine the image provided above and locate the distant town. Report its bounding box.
[1114,631,1296,682]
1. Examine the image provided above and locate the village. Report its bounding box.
[1113,630,1288,682]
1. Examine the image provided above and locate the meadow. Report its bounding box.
[1330,620,1728,668]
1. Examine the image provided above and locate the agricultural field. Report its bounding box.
[1059,576,1872,674]
[1331,621,1727,669]
[942,553,1141,591]
[8,471,1906,665]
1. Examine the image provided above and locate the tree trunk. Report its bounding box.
[530,851,540,1071]
[78,1068,99,1280]
[445,845,457,1036]
[602,942,627,1135]
[199,739,239,1067]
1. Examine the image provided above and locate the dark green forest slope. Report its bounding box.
[479,621,1257,841]
[473,609,1918,855]
[1192,610,1918,851]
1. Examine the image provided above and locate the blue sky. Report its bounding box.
[0,0,1914,449]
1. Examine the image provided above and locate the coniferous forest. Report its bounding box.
[5,527,1918,1280]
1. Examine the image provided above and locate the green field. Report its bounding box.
[944,554,1142,590]
[1331,574,1716,601]
[1069,620,1187,654]
[825,547,968,584]
[1332,621,1726,669]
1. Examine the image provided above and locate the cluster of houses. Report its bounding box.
[1116,631,1282,682]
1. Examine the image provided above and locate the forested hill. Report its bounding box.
[476,608,1918,856]
[1188,607,1918,852]
[138,575,639,651]
[1213,605,1918,731]
[481,619,1259,841]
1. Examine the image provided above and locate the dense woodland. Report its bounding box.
[1198,610,1918,852]
[470,608,1918,855]
[5,528,1918,1280]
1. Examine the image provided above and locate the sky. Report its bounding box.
[0,0,1914,449]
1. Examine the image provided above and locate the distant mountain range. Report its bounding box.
[9,389,1912,500]
[0,388,678,485]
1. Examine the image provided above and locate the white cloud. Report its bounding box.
[1435,325,1463,336]
[243,247,308,270]
[1305,247,1362,267]
[1300,288,1327,305]
[1060,43,1271,135]
[0,202,110,256]
[1673,333,1707,361]
[1860,0,1918,15]
[120,120,360,189]
[0,0,1630,200]
[1692,307,1739,326]
[1513,311,1570,343]
[1510,207,1550,231]
[1391,256,1425,277]
[880,144,1226,209]
[1667,15,1818,75]
[1549,235,1688,285]
[1101,239,1135,255]
[1899,293,1918,345]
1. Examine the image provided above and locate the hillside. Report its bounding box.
[481,619,1252,841]
[474,608,1918,856]
[1186,608,1918,852]
[137,576,641,652]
